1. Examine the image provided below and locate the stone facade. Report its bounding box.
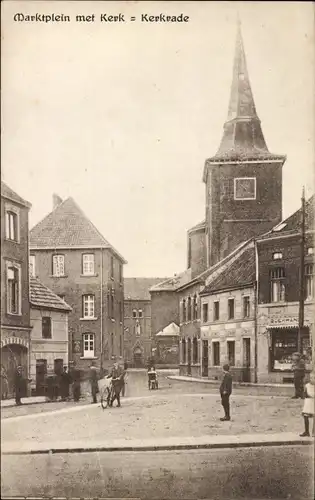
[124,299,152,367]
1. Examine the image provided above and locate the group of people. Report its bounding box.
[89,361,127,407]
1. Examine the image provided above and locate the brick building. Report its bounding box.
[256,196,314,383]
[124,278,167,367]
[29,195,126,374]
[1,181,32,397]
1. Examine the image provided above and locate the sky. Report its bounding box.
[2,1,314,277]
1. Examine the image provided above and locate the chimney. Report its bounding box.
[53,194,63,210]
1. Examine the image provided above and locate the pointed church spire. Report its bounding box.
[214,20,274,160]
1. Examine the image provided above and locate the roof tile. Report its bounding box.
[30,278,72,312]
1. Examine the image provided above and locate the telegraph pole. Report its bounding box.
[298,186,306,353]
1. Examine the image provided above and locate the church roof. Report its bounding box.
[208,22,285,163]
[30,277,72,312]
[124,277,170,301]
[1,181,31,208]
[30,196,127,263]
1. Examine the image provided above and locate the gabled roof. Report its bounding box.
[30,277,72,312]
[1,181,31,208]
[206,22,285,164]
[258,194,314,241]
[200,246,255,295]
[30,196,127,263]
[149,269,193,292]
[156,322,180,337]
[124,277,169,301]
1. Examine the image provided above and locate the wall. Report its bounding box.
[30,247,124,372]
[150,290,179,337]
[200,286,255,382]
[206,161,283,265]
[188,229,207,279]
[30,308,69,389]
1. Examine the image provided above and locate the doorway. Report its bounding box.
[202,340,208,377]
[242,338,251,382]
[187,338,192,375]
[1,344,28,397]
[36,359,47,395]
[133,348,143,368]
[54,358,64,376]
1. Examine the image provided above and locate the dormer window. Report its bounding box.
[273,252,283,260]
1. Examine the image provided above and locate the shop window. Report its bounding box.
[213,341,220,366]
[228,298,235,320]
[243,296,250,318]
[202,303,208,323]
[270,267,285,302]
[42,317,52,339]
[227,340,235,366]
[213,301,220,321]
[83,333,94,358]
[271,330,298,370]
[305,264,314,300]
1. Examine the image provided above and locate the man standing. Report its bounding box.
[71,363,81,402]
[291,352,306,399]
[60,366,71,401]
[220,364,232,421]
[89,361,99,404]
[109,361,123,407]
[14,365,24,406]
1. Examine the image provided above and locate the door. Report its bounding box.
[202,340,208,377]
[133,348,143,368]
[187,338,192,375]
[242,338,251,382]
[54,358,64,376]
[36,359,47,395]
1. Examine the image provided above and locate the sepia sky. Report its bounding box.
[2,1,314,277]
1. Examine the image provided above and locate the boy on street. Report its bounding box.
[220,364,232,421]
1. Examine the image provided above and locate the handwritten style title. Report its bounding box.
[13,13,190,23]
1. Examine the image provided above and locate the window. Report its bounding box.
[193,295,198,320]
[182,339,186,364]
[135,320,141,336]
[187,297,192,321]
[192,337,198,364]
[234,177,256,200]
[82,254,95,275]
[202,303,208,323]
[5,210,18,241]
[214,301,220,321]
[270,329,312,370]
[7,266,20,314]
[120,335,123,357]
[182,299,186,323]
[243,296,250,318]
[119,263,123,283]
[138,309,143,318]
[42,317,52,339]
[213,342,220,366]
[110,256,114,279]
[111,332,114,355]
[120,302,123,323]
[270,267,285,302]
[132,309,137,318]
[228,298,235,320]
[52,255,65,277]
[307,247,314,256]
[305,264,314,300]
[29,255,36,277]
[111,290,114,318]
[82,294,95,318]
[227,341,235,366]
[83,333,94,358]
[273,252,283,260]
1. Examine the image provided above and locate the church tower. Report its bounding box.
[203,22,286,267]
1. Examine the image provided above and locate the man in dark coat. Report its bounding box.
[71,363,81,402]
[60,366,71,401]
[291,352,306,399]
[109,362,123,407]
[14,365,25,406]
[220,364,232,421]
[89,362,99,404]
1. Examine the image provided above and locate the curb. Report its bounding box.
[167,376,293,389]
[2,437,313,455]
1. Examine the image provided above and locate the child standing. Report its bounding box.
[300,371,314,437]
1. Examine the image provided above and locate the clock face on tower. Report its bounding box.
[234,177,256,200]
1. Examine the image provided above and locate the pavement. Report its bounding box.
[168,374,293,388]
[1,395,47,408]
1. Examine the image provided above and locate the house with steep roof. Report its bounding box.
[124,277,168,367]
[1,181,32,397]
[29,195,127,373]
[29,277,72,395]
